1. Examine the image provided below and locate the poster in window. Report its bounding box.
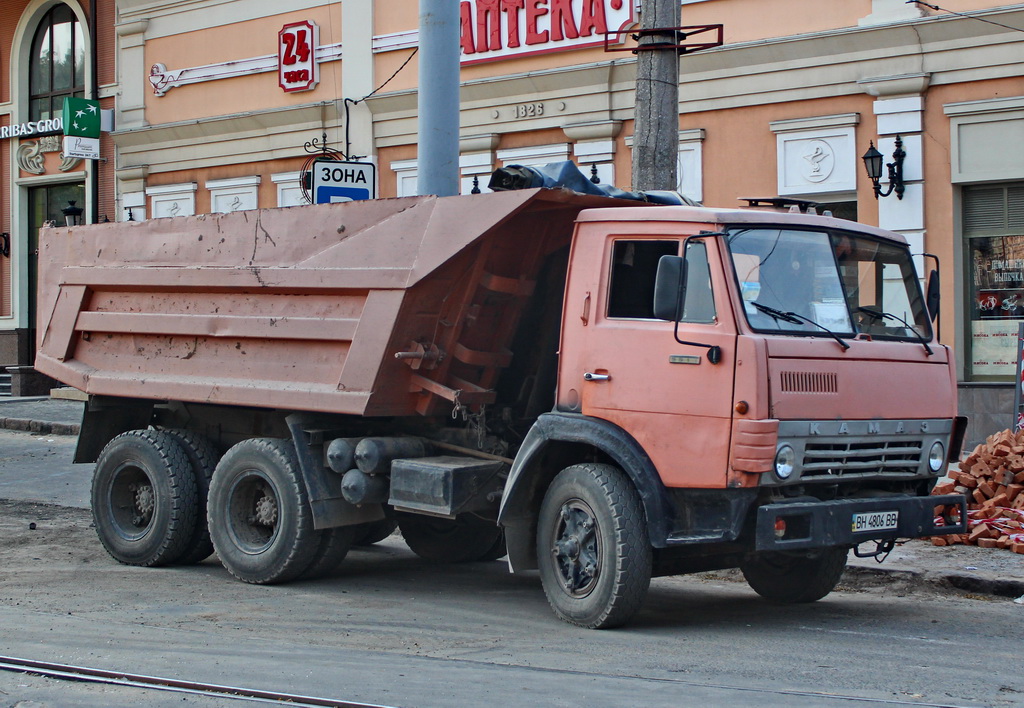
[971,319,1018,377]
[969,235,1024,379]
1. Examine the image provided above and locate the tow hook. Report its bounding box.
[853,538,897,563]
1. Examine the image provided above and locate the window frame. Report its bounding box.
[28,4,86,123]
[724,224,930,344]
[605,238,717,324]
[962,182,1024,382]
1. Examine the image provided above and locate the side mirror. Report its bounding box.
[653,255,687,321]
[926,269,940,323]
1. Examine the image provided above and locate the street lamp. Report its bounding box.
[62,200,84,226]
[862,136,906,200]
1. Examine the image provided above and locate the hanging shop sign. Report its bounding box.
[0,117,63,140]
[279,20,320,93]
[62,97,101,160]
[311,159,376,203]
[459,0,634,65]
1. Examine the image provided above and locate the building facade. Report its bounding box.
[8,0,1024,445]
[0,0,116,390]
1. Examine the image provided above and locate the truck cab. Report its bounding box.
[500,205,965,627]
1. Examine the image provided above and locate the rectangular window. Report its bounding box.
[607,239,715,322]
[726,227,929,344]
[964,183,1024,380]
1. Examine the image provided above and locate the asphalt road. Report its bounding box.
[0,429,1022,708]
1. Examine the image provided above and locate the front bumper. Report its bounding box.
[754,493,966,551]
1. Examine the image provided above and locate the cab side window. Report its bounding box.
[607,240,715,322]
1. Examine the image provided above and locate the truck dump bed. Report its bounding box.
[36,188,627,418]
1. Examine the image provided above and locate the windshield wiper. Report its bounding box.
[751,301,850,351]
[750,301,802,324]
[856,307,933,356]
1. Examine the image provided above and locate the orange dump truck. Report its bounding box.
[36,188,967,628]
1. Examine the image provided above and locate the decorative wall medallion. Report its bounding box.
[801,139,835,183]
[16,140,45,174]
[38,135,62,152]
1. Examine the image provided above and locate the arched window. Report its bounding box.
[29,4,85,121]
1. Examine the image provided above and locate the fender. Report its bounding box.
[498,412,677,572]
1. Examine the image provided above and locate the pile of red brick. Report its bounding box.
[931,429,1024,553]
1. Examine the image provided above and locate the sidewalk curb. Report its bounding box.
[0,417,80,436]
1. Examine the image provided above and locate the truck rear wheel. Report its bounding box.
[208,438,319,584]
[91,430,199,567]
[161,428,219,565]
[300,526,358,580]
[536,463,651,629]
[354,518,398,546]
[398,514,503,563]
[740,547,849,603]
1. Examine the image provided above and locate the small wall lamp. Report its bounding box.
[862,135,906,200]
[62,200,84,226]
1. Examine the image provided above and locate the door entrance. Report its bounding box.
[26,183,84,363]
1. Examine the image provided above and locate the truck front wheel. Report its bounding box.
[91,430,199,567]
[740,547,849,603]
[207,438,319,584]
[536,463,651,629]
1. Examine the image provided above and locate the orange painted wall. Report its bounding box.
[144,7,344,125]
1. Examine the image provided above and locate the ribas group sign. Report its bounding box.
[460,0,634,64]
[0,117,63,140]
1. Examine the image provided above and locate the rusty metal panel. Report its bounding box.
[35,189,633,417]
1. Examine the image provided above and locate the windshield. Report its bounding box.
[726,227,932,342]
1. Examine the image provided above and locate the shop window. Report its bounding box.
[817,201,857,222]
[965,183,1024,380]
[29,5,86,122]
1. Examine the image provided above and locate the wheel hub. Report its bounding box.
[551,500,600,597]
[130,483,154,521]
[253,487,278,526]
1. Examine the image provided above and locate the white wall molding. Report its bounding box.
[272,171,305,207]
[207,175,260,214]
[148,42,343,97]
[146,182,197,218]
[775,126,858,197]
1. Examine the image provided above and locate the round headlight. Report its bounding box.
[774,445,796,480]
[928,441,946,472]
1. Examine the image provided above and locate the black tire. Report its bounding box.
[740,547,849,603]
[479,530,507,561]
[207,438,319,584]
[161,428,219,565]
[91,430,199,567]
[536,463,652,629]
[354,518,398,546]
[398,514,504,563]
[300,526,358,580]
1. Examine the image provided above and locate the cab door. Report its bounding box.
[561,231,737,488]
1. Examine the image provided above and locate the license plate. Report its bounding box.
[852,510,899,533]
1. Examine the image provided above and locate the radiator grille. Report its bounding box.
[780,371,838,394]
[801,439,923,476]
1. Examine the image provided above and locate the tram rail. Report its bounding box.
[0,654,395,707]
